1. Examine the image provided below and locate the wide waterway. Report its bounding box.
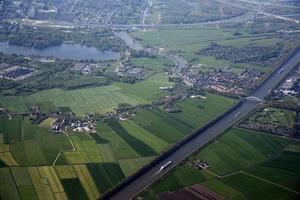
[0,42,120,61]
[104,48,300,200]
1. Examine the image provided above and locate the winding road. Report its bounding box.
[114,31,188,74]
[103,48,300,200]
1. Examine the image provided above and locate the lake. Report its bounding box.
[0,42,120,61]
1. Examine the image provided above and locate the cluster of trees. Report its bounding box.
[0,52,113,96]
[0,23,126,52]
[198,42,283,67]
[8,28,63,49]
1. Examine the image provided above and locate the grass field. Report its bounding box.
[194,128,291,175]
[131,94,235,143]
[130,57,175,72]
[246,145,300,191]
[222,172,299,200]
[0,168,21,200]
[87,163,125,193]
[141,165,206,198]
[140,128,300,200]
[61,178,89,200]
[119,157,154,177]
[120,120,169,153]
[201,179,247,200]
[131,27,285,72]
[96,122,141,160]
[132,28,232,55]
[0,116,72,166]
[0,92,236,199]
[0,74,172,116]
[73,164,100,199]
[106,119,157,157]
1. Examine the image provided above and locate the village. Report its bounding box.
[272,65,300,98]
[0,0,144,25]
[179,64,263,96]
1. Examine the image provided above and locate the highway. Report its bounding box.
[103,48,300,200]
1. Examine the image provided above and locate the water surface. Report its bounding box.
[0,42,120,61]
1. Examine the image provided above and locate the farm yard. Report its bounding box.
[139,128,300,200]
[0,92,235,199]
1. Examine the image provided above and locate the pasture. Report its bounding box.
[140,128,300,200]
[130,57,175,72]
[0,73,172,116]
[0,93,237,199]
[87,163,125,193]
[131,27,287,72]
[118,157,154,177]
[201,179,247,200]
[222,172,299,200]
[0,116,72,166]
[194,128,291,174]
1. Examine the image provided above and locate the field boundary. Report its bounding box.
[101,46,300,200]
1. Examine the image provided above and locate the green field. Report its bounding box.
[61,178,89,200]
[132,28,231,55]
[246,146,300,191]
[195,128,290,175]
[131,94,235,143]
[0,116,72,166]
[130,57,175,72]
[0,92,236,199]
[201,179,247,200]
[0,73,172,116]
[248,107,297,128]
[131,27,286,72]
[106,119,157,157]
[118,157,154,177]
[87,163,125,193]
[222,172,299,200]
[140,128,300,200]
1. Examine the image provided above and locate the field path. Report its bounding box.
[52,152,62,166]
[63,131,76,151]
[21,127,24,141]
[203,168,300,195]
[240,171,300,195]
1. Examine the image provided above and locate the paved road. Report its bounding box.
[104,49,300,200]
[20,9,256,29]
[215,0,300,24]
[114,31,188,75]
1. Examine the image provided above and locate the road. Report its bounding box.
[20,9,257,30]
[141,0,152,25]
[20,0,300,30]
[103,49,300,200]
[114,31,188,75]
[215,0,300,24]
